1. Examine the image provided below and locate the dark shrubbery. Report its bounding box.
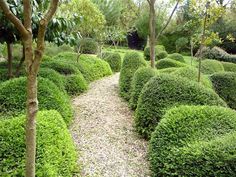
[144,45,166,60]
[119,51,147,100]
[129,67,156,110]
[211,72,236,109]
[100,52,122,72]
[78,38,98,54]
[168,53,185,63]
[0,110,77,176]
[0,77,73,124]
[155,58,186,69]
[135,74,226,139]
[65,74,88,96]
[200,59,224,74]
[222,62,236,72]
[149,105,236,176]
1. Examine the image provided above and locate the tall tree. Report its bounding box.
[0,1,59,177]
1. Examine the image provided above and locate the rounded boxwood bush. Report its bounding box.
[100,52,122,72]
[77,38,98,54]
[156,51,168,60]
[211,72,236,109]
[149,105,236,176]
[199,59,224,74]
[155,58,186,69]
[168,53,185,62]
[65,74,88,96]
[119,51,147,100]
[222,61,236,72]
[0,110,77,176]
[144,45,166,60]
[0,77,73,124]
[157,67,179,74]
[135,74,227,139]
[39,67,65,91]
[129,67,156,110]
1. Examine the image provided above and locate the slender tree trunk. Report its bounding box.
[15,44,25,76]
[7,42,13,79]
[190,38,194,66]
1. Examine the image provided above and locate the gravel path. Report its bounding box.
[70,73,150,177]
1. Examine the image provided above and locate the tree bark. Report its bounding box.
[7,42,13,79]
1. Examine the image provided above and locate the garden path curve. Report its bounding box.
[70,73,150,177]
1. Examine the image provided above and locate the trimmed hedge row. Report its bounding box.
[199,59,224,75]
[0,110,77,176]
[135,74,227,139]
[168,53,185,63]
[222,61,236,72]
[65,74,88,96]
[156,58,186,69]
[100,52,122,72]
[149,106,236,176]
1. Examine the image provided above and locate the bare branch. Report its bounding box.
[0,0,28,38]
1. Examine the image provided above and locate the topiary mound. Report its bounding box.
[156,51,168,60]
[119,51,147,100]
[65,74,88,96]
[0,110,77,176]
[211,72,236,110]
[199,59,224,75]
[39,67,65,91]
[222,62,236,72]
[135,74,227,139]
[172,66,212,88]
[149,105,236,176]
[77,38,98,54]
[157,67,179,74]
[168,53,185,63]
[0,77,73,125]
[144,45,166,60]
[155,58,186,69]
[100,52,122,72]
[129,67,156,110]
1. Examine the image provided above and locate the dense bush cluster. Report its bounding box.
[78,38,98,54]
[199,59,224,74]
[65,74,88,96]
[149,106,236,176]
[100,51,122,72]
[222,62,236,72]
[135,74,226,139]
[155,58,186,69]
[119,51,147,100]
[0,110,77,176]
[144,45,167,60]
[168,53,185,63]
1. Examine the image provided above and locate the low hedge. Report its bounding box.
[155,58,186,69]
[149,105,236,176]
[135,74,227,139]
[129,67,156,110]
[0,110,77,176]
[77,38,98,54]
[100,52,122,72]
[222,62,236,72]
[199,59,224,75]
[168,53,185,63]
[144,45,166,60]
[65,74,88,96]
[119,51,147,100]
[211,72,236,110]
[0,77,73,125]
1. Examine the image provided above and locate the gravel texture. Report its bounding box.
[70,73,150,177]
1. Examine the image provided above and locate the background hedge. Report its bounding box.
[144,45,167,60]
[156,58,186,69]
[168,53,185,63]
[100,52,122,72]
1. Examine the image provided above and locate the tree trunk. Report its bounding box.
[190,38,194,66]
[149,0,156,68]
[7,42,13,79]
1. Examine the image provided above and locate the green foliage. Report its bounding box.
[200,59,224,75]
[175,37,189,52]
[135,74,227,139]
[44,43,74,57]
[100,52,122,72]
[168,53,185,63]
[0,110,77,176]
[156,51,168,60]
[144,45,166,61]
[42,55,52,62]
[0,77,73,125]
[222,62,236,72]
[78,38,98,54]
[119,51,147,100]
[211,72,236,110]
[39,67,65,91]
[157,67,179,74]
[149,105,236,176]
[129,67,156,110]
[156,58,186,69]
[65,74,88,96]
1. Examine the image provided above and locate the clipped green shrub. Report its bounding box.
[156,58,186,69]
[52,51,78,61]
[144,45,166,60]
[129,67,156,110]
[39,67,65,91]
[42,55,52,62]
[156,51,168,60]
[157,67,179,74]
[119,51,147,100]
[211,72,236,109]
[78,38,98,54]
[135,74,227,139]
[168,53,185,62]
[149,105,236,176]
[65,74,88,96]
[100,52,122,72]
[172,67,212,88]
[0,77,73,124]
[0,110,77,176]
[199,59,224,75]
[222,62,236,72]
